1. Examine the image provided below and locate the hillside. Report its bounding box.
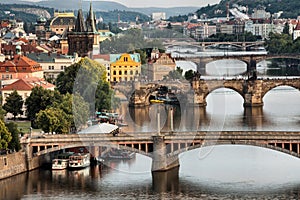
[0,3,53,23]
[196,0,300,19]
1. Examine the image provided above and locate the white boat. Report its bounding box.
[52,152,73,170]
[68,153,90,169]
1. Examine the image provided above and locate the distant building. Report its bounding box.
[152,12,166,21]
[47,12,76,35]
[27,52,78,80]
[110,53,141,82]
[0,48,43,80]
[93,54,111,82]
[1,77,55,117]
[293,21,300,40]
[67,3,100,58]
[147,49,176,81]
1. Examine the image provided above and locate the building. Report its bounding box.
[27,52,78,80]
[1,77,55,116]
[47,12,76,35]
[293,21,300,40]
[93,54,111,82]
[152,12,166,21]
[110,53,141,82]
[147,50,176,81]
[67,3,100,58]
[0,47,43,80]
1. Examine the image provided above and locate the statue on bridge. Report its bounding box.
[192,71,201,81]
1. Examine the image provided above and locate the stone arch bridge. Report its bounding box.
[22,131,300,172]
[114,78,300,107]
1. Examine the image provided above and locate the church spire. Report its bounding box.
[75,8,86,32]
[86,2,97,33]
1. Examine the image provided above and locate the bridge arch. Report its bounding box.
[206,59,247,76]
[261,82,300,99]
[173,142,299,159]
[34,142,153,158]
[203,85,244,100]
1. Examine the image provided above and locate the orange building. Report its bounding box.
[0,54,43,80]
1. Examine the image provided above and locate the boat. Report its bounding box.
[68,153,90,169]
[150,99,164,103]
[102,149,136,160]
[52,152,74,170]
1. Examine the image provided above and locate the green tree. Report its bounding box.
[25,87,62,127]
[3,90,23,120]
[184,70,195,81]
[56,63,81,94]
[165,67,184,80]
[6,122,21,152]
[36,107,70,134]
[283,22,290,35]
[0,120,12,149]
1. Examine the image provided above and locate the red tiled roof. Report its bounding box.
[2,77,55,91]
[0,55,42,73]
[295,22,300,31]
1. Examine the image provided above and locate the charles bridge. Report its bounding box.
[22,131,300,172]
[114,78,300,108]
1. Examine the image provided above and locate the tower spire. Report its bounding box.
[86,1,97,33]
[75,8,86,32]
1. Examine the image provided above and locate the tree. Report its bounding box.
[36,107,70,134]
[184,70,195,82]
[0,120,12,149]
[56,62,81,94]
[6,122,21,152]
[165,67,184,80]
[25,87,62,127]
[283,22,290,35]
[3,90,23,120]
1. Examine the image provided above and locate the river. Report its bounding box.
[2,62,300,199]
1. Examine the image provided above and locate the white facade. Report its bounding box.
[152,12,166,21]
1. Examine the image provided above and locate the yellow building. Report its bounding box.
[110,53,141,82]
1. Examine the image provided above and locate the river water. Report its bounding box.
[2,62,300,199]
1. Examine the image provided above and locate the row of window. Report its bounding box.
[112,65,138,68]
[2,74,12,79]
[48,66,67,70]
[113,77,135,82]
[111,70,139,76]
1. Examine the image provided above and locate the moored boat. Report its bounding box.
[68,153,90,169]
[52,152,74,170]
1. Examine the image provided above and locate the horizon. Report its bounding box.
[22,0,221,8]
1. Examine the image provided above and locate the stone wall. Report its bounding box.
[0,151,48,180]
[0,151,27,180]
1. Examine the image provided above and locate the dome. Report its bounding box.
[37,16,47,24]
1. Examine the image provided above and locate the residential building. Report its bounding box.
[110,53,141,82]
[0,49,43,80]
[147,49,176,81]
[27,52,78,80]
[93,54,111,82]
[1,77,55,117]
[293,21,300,40]
[152,12,166,21]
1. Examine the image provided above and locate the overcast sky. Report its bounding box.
[23,0,221,8]
[106,0,221,8]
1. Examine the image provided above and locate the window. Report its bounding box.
[113,71,116,75]
[135,70,138,75]
[48,66,51,70]
[124,70,127,75]
[52,66,54,70]
[130,70,133,75]
[4,157,7,166]
[5,67,9,72]
[61,66,64,70]
[119,71,122,75]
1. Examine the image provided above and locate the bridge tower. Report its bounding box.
[152,136,179,172]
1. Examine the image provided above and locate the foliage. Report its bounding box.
[184,70,195,82]
[3,90,23,120]
[100,29,165,54]
[36,107,70,134]
[56,62,81,94]
[164,67,184,80]
[264,33,295,54]
[95,10,150,23]
[72,93,90,130]
[6,122,21,152]
[195,0,300,19]
[0,120,12,149]
[168,15,188,22]
[206,32,258,42]
[25,87,62,127]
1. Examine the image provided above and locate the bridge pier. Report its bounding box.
[152,136,179,172]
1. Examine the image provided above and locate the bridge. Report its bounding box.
[113,78,300,107]
[21,131,300,172]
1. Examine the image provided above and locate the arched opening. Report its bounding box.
[204,88,244,131]
[263,85,300,130]
[206,59,247,76]
[258,58,300,76]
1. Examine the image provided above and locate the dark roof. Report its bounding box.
[27,52,71,63]
[51,16,76,26]
[75,9,86,32]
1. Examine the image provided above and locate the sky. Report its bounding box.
[23,0,222,8]
[106,0,221,8]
